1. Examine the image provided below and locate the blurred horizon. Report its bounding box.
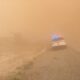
[0,0,80,49]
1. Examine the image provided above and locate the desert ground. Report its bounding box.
[0,0,80,80]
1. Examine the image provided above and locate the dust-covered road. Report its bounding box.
[12,46,80,80]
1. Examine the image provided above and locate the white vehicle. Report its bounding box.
[52,40,66,47]
[52,34,67,48]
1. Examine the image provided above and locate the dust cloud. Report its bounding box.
[0,0,80,77]
[0,0,80,45]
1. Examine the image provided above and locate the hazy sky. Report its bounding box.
[0,0,80,37]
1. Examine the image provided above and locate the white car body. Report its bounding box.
[52,40,67,47]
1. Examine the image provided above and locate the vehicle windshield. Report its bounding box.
[52,34,63,41]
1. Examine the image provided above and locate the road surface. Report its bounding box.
[10,46,80,80]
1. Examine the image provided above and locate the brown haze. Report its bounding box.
[0,0,80,44]
[0,0,80,79]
